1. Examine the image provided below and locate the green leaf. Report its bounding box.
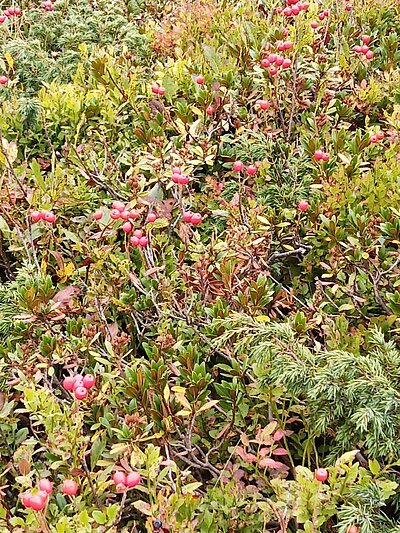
[91,434,107,470]
[369,458,380,475]
[92,511,106,525]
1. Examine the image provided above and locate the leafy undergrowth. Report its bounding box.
[0,0,399,531]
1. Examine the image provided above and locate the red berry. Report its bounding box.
[283,40,293,50]
[14,7,21,15]
[313,150,324,161]
[269,66,278,75]
[38,479,53,494]
[151,84,159,94]
[268,53,277,64]
[354,45,362,53]
[301,1,309,10]
[72,377,84,391]
[147,212,157,223]
[119,210,130,220]
[322,152,330,162]
[130,236,140,246]
[74,386,88,400]
[62,376,75,391]
[190,213,202,226]
[8,8,16,15]
[377,132,384,141]
[275,56,284,66]
[82,374,95,389]
[172,173,181,183]
[158,86,166,96]
[291,5,299,15]
[139,236,148,247]
[261,58,270,68]
[345,4,352,10]
[3,10,10,16]
[61,480,78,496]
[92,211,102,220]
[172,166,181,174]
[365,50,374,60]
[311,21,318,29]
[206,105,214,116]
[31,210,42,222]
[110,209,121,220]
[361,35,371,45]
[178,174,189,185]
[361,45,370,54]
[247,165,257,176]
[128,210,139,220]
[256,99,270,110]
[233,161,244,172]
[277,42,285,52]
[315,468,329,482]
[282,58,292,69]
[323,9,329,16]
[183,211,193,223]
[113,472,127,486]
[126,472,141,488]
[283,7,292,16]
[133,229,143,238]
[29,494,46,511]
[0,15,6,22]
[318,12,325,20]
[370,134,378,143]
[122,221,133,233]
[347,527,359,533]
[298,200,310,212]
[196,75,204,85]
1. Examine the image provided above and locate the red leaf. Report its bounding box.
[272,447,289,456]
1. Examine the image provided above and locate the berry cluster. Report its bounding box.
[129,229,149,247]
[277,0,309,17]
[354,35,374,60]
[370,131,384,144]
[313,149,330,162]
[171,166,190,185]
[112,470,141,492]
[21,478,78,511]
[0,6,22,22]
[151,83,166,96]
[232,160,258,176]
[30,209,56,223]
[182,211,202,225]
[62,373,96,400]
[261,47,292,75]
[40,0,54,10]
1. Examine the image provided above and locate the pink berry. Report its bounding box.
[256,99,270,110]
[122,221,133,233]
[3,10,10,16]
[14,7,21,15]
[0,15,6,22]
[283,7,292,16]
[112,200,125,212]
[275,56,284,66]
[277,42,285,52]
[29,494,46,511]
[38,479,53,494]
[74,386,88,400]
[283,41,293,50]
[345,4,352,10]
[120,210,130,220]
[110,209,121,220]
[190,213,202,226]
[21,493,33,508]
[126,472,141,488]
[269,66,278,76]
[92,211,102,220]
[361,45,370,54]
[62,376,75,391]
[8,8,15,15]
[178,174,189,185]
[313,150,324,161]
[291,5,299,15]
[318,12,325,20]
[158,86,166,96]
[172,166,181,174]
[354,45,362,53]
[370,134,378,143]
[139,236,148,247]
[282,58,292,69]
[31,210,42,222]
[147,212,157,223]
[113,472,127,486]
[82,374,95,389]
[130,236,140,246]
[261,58,270,68]
[133,229,143,238]
[323,9,329,16]
[322,152,330,162]
[365,50,374,60]
[301,1,309,10]
[377,132,384,141]
[206,105,214,116]
[268,53,277,64]
[311,21,318,29]
[247,165,257,176]
[61,480,78,496]
[44,211,56,223]
[183,211,193,223]
[233,160,244,172]
[196,75,204,85]
[361,35,371,45]
[72,377,84,391]
[128,210,139,220]
[298,200,310,212]
[151,84,159,94]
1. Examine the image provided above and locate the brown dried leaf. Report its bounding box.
[53,286,80,305]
